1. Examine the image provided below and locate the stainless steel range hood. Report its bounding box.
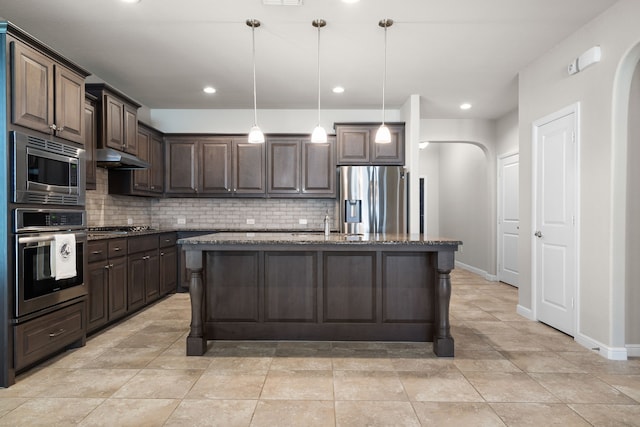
[96,148,150,169]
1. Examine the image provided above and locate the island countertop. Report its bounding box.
[178,232,462,247]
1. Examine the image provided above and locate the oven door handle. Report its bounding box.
[18,232,87,246]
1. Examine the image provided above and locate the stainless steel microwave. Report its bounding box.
[12,131,85,206]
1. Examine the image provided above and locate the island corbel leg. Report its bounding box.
[185,249,207,356]
[433,250,455,357]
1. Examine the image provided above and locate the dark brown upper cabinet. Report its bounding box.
[335,123,405,165]
[10,39,87,145]
[86,83,141,156]
[165,136,265,197]
[267,136,336,198]
[108,123,165,197]
[84,94,97,190]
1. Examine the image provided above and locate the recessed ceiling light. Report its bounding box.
[203,86,216,94]
[332,86,345,94]
[342,0,360,3]
[120,0,141,4]
[460,103,472,110]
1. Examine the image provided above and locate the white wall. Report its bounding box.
[495,109,519,157]
[438,143,491,273]
[626,61,640,348]
[518,0,640,354]
[401,95,422,234]
[150,108,401,134]
[420,119,497,277]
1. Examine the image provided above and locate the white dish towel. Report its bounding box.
[51,234,77,280]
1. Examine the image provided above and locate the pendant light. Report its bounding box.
[375,18,393,144]
[311,19,328,143]
[247,19,264,144]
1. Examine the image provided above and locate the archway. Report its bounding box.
[418,141,495,279]
[611,41,640,355]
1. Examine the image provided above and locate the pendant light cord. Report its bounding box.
[252,23,258,126]
[381,22,387,125]
[317,22,322,125]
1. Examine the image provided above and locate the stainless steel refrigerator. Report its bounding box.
[339,165,407,234]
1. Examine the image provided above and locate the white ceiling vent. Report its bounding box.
[262,0,303,5]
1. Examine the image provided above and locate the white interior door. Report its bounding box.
[534,111,577,336]
[498,153,519,286]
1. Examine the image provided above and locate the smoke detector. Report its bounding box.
[263,0,303,5]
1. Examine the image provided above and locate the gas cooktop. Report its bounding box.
[87,226,157,236]
[88,225,153,233]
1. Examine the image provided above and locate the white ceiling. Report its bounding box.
[0,0,618,119]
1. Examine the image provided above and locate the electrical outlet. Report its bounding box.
[299,219,307,225]
[177,217,186,225]
[127,218,133,225]
[246,219,255,225]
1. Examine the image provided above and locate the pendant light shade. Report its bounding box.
[247,19,264,144]
[375,124,391,144]
[311,125,328,143]
[375,18,393,144]
[311,19,327,143]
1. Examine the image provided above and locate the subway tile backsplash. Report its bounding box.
[86,169,337,230]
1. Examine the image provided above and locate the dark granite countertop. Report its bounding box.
[178,232,461,246]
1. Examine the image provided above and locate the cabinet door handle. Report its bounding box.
[49,123,57,132]
[164,239,171,243]
[143,255,150,260]
[113,247,122,251]
[49,329,66,338]
[160,252,165,256]
[91,250,103,255]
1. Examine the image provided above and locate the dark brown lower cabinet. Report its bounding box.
[127,254,147,312]
[108,257,128,320]
[14,300,86,370]
[160,246,178,295]
[128,235,161,312]
[87,239,128,333]
[86,233,177,334]
[87,259,108,332]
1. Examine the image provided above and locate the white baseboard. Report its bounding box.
[516,305,535,321]
[626,345,640,357]
[575,333,628,360]
[455,261,498,282]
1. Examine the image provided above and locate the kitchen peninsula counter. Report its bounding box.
[179,232,461,357]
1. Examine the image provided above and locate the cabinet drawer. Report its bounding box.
[14,301,86,370]
[108,238,127,258]
[128,235,158,254]
[88,241,108,263]
[159,232,177,248]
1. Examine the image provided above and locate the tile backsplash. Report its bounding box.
[86,168,337,230]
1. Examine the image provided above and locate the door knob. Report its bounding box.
[534,230,543,238]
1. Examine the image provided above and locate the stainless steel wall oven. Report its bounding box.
[14,209,87,318]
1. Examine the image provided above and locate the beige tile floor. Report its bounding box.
[1,269,639,426]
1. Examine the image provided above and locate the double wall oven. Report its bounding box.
[11,131,87,321]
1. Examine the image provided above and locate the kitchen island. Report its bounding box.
[178,232,461,357]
